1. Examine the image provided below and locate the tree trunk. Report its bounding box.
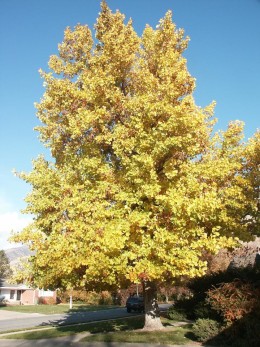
[142,281,164,330]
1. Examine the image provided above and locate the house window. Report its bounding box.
[10,290,15,299]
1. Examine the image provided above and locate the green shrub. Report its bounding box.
[167,306,187,321]
[194,301,221,321]
[192,318,221,342]
[172,297,198,320]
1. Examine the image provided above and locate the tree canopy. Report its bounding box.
[13,1,259,329]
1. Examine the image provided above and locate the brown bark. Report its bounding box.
[142,281,164,330]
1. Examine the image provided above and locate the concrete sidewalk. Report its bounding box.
[0,334,203,347]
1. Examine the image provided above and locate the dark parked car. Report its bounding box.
[126,296,144,313]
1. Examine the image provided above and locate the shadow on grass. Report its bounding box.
[82,322,195,345]
[2,316,145,341]
[58,315,145,334]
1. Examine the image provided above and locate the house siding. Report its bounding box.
[21,289,37,305]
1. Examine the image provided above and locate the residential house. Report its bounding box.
[0,278,56,305]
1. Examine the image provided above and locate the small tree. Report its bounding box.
[13,2,258,330]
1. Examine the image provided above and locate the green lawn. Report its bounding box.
[0,304,119,315]
[82,326,194,345]
[0,316,196,345]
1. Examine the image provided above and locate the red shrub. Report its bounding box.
[38,296,57,305]
[206,279,260,324]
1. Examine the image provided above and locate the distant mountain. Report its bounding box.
[4,245,32,266]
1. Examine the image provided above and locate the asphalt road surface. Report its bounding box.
[0,305,170,333]
[0,307,137,332]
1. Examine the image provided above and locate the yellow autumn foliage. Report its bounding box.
[12,2,259,291]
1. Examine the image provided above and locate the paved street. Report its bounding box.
[0,307,140,333]
[0,305,171,333]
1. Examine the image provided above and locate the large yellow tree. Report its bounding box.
[13,2,259,329]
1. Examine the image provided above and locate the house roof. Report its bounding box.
[0,278,31,290]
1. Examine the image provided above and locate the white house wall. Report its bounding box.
[0,288,17,301]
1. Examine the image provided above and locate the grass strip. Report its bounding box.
[0,304,119,315]
[0,326,53,335]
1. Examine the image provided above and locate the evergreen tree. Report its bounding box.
[0,250,12,278]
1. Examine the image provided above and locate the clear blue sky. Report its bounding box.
[0,0,259,249]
